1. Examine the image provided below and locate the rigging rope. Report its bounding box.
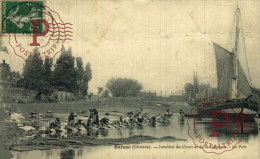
[239,12,254,88]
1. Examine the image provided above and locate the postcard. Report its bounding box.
[0,0,259,159]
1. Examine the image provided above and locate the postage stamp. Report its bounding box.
[2,0,72,62]
[1,1,44,34]
[187,96,255,154]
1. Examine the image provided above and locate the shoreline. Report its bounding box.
[9,135,186,152]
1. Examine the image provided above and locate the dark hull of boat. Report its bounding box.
[196,112,256,121]
[186,98,258,121]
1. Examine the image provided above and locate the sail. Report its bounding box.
[237,61,252,97]
[213,43,252,98]
[213,43,234,98]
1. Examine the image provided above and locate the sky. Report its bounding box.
[1,0,260,95]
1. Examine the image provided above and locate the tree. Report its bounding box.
[76,57,84,95]
[184,83,194,100]
[0,61,11,81]
[81,62,92,96]
[88,92,93,100]
[22,48,43,88]
[97,87,103,95]
[106,78,143,97]
[102,90,109,97]
[53,47,77,93]
[19,48,54,99]
[42,56,53,84]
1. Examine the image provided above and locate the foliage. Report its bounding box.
[97,87,103,95]
[76,57,84,95]
[0,63,21,83]
[106,78,143,97]
[84,62,92,82]
[42,56,53,84]
[52,48,92,96]
[184,82,217,100]
[23,48,43,81]
[53,47,77,93]
[0,62,11,81]
[102,89,109,97]
[80,62,92,96]
[16,46,92,100]
[87,92,94,100]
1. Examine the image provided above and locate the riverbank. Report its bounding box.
[0,99,190,152]
[9,135,186,152]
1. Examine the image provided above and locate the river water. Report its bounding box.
[11,115,259,159]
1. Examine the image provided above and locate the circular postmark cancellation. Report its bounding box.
[3,1,72,62]
[187,96,256,154]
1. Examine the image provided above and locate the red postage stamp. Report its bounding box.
[6,1,72,62]
[187,96,255,154]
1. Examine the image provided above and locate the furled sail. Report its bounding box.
[213,43,234,98]
[213,43,252,98]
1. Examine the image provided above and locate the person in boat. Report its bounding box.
[50,118,61,131]
[165,109,173,118]
[86,117,93,129]
[86,109,96,129]
[8,105,17,116]
[130,114,138,125]
[149,116,156,125]
[140,107,143,113]
[68,113,75,127]
[92,109,100,126]
[179,109,184,115]
[126,111,134,117]
[100,117,110,127]
[137,114,144,124]
[75,119,83,126]
[160,114,170,124]
[54,117,61,126]
[178,109,185,120]
[74,119,84,130]
[123,116,131,126]
[119,116,123,123]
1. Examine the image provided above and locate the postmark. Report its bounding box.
[187,96,255,154]
[3,0,72,62]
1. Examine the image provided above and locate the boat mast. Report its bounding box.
[231,8,240,99]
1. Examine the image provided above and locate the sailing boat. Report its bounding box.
[196,7,259,119]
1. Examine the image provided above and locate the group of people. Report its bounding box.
[49,109,101,132]
[100,108,174,128]
[49,108,184,133]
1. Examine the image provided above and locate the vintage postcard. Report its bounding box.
[0,0,259,159]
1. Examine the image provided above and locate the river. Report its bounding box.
[11,115,259,159]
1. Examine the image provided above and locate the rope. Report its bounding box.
[239,12,253,88]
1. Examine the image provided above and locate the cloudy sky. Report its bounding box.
[1,0,260,95]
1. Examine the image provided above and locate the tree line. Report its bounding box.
[106,78,143,97]
[17,47,92,99]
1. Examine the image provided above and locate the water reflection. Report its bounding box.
[46,151,51,159]
[193,117,258,144]
[60,149,75,159]
[178,118,185,126]
[77,149,83,157]
[11,116,259,159]
[16,154,21,159]
[37,116,258,142]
